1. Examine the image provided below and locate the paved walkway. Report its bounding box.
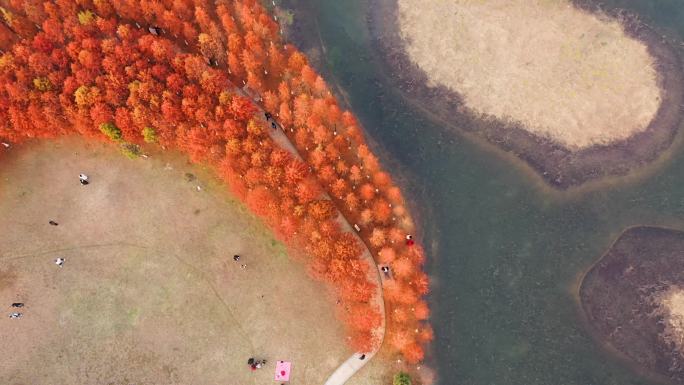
[324,353,375,385]
[137,20,385,382]
[239,87,386,385]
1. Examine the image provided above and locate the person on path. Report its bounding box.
[148,26,162,36]
[54,257,65,267]
[79,173,89,185]
[9,312,22,319]
[48,220,58,226]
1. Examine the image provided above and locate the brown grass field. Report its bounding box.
[0,138,387,385]
[397,0,662,149]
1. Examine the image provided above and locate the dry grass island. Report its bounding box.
[0,138,387,385]
[369,0,684,187]
[398,0,660,149]
[580,227,684,383]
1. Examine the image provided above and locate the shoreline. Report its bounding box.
[279,2,439,383]
[367,0,684,189]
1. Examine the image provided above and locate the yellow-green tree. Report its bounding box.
[99,122,122,141]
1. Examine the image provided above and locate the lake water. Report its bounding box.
[296,1,684,384]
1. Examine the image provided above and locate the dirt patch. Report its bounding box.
[579,226,684,383]
[369,0,684,188]
[0,268,17,291]
[0,137,383,385]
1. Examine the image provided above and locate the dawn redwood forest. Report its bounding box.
[0,0,432,364]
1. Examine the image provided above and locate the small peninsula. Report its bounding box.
[580,226,684,383]
[0,0,434,383]
[369,0,684,188]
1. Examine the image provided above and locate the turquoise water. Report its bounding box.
[302,1,684,384]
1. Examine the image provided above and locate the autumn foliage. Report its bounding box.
[0,0,431,364]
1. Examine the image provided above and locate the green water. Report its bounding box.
[299,1,684,384]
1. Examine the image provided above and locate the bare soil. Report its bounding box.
[0,138,386,385]
[579,226,684,384]
[368,0,684,188]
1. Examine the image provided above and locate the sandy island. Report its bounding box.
[579,227,684,383]
[369,0,684,188]
[0,138,388,385]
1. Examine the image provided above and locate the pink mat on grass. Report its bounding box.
[274,360,291,381]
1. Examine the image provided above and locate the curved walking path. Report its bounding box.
[103,15,386,384]
[324,353,376,385]
[238,86,387,384]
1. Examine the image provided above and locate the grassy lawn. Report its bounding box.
[0,137,377,385]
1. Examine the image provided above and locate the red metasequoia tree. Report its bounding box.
[0,0,431,364]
